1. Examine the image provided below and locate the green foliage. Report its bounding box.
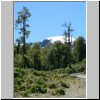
[65,67,74,74]
[33,71,41,76]
[45,41,69,70]
[49,82,57,89]
[15,6,31,68]
[27,43,41,69]
[19,86,26,91]
[71,59,86,73]
[22,90,29,97]
[36,78,45,85]
[14,84,19,92]
[14,54,23,67]
[53,88,65,95]
[73,36,86,62]
[14,35,86,72]
[60,81,70,88]
[31,85,47,93]
[33,70,46,77]
[14,68,25,78]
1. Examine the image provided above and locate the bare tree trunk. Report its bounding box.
[23,21,26,68]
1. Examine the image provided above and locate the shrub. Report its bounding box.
[15,78,24,86]
[36,79,45,85]
[14,84,19,91]
[19,86,26,91]
[33,71,40,76]
[65,67,74,74]
[53,68,66,74]
[22,91,29,97]
[39,71,46,77]
[71,59,86,73]
[17,80,21,85]
[31,85,47,94]
[14,68,25,78]
[49,83,57,89]
[40,88,47,93]
[61,82,70,88]
[33,71,46,77]
[53,88,65,95]
[36,77,48,86]
[41,77,48,81]
[29,80,33,84]
[14,71,20,77]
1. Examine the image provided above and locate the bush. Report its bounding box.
[22,91,29,97]
[31,85,47,94]
[33,71,40,76]
[14,71,21,78]
[14,84,19,91]
[14,77,24,86]
[65,67,74,74]
[53,68,66,74]
[19,86,26,91]
[40,71,46,77]
[36,79,45,85]
[53,88,65,95]
[49,83,57,89]
[14,68,25,78]
[41,77,48,81]
[71,59,86,73]
[33,71,46,77]
[61,82,70,88]
[29,80,33,84]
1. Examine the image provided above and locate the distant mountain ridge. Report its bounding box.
[47,36,75,43]
[14,36,75,47]
[39,36,75,47]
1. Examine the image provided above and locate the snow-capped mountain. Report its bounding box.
[14,36,75,48]
[38,36,75,47]
[47,36,75,43]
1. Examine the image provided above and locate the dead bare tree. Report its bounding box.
[63,22,74,68]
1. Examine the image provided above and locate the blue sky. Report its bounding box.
[14,2,86,43]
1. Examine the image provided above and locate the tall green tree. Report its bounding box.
[40,47,50,70]
[73,36,86,62]
[47,41,69,70]
[28,43,41,70]
[15,6,31,68]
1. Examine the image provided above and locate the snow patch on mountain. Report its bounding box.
[47,36,75,43]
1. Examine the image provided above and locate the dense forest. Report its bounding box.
[14,7,86,98]
[14,36,86,72]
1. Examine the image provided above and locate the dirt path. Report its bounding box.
[70,73,86,79]
[70,73,86,83]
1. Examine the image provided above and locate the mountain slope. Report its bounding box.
[47,36,75,43]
